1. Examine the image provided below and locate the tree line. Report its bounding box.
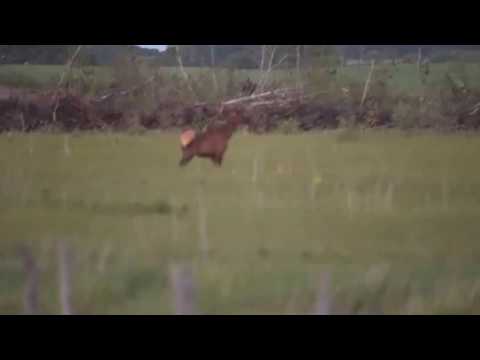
[0,45,160,66]
[151,45,480,69]
[1,45,480,68]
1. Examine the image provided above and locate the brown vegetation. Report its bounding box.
[2,72,480,135]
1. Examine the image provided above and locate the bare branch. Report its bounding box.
[210,45,218,95]
[257,45,279,93]
[469,102,480,116]
[296,45,303,90]
[52,45,83,124]
[360,59,376,107]
[267,46,279,72]
[417,47,423,74]
[271,54,290,70]
[175,46,195,97]
[56,45,84,89]
[259,45,267,72]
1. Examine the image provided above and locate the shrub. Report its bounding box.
[277,117,302,134]
[392,100,420,129]
[418,97,456,129]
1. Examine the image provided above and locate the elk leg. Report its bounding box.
[179,153,195,167]
[213,153,224,167]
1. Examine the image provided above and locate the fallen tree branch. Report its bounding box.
[247,97,308,109]
[222,88,300,106]
[94,75,157,103]
[469,102,480,116]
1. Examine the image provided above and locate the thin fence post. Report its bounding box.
[252,155,259,184]
[442,175,449,212]
[313,271,332,315]
[169,263,198,315]
[170,195,179,243]
[20,247,40,315]
[63,135,71,158]
[57,240,74,315]
[97,243,112,275]
[197,187,209,260]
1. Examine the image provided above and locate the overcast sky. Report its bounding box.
[138,45,167,52]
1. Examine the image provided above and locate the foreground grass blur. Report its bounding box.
[1,130,480,314]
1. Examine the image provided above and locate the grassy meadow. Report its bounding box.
[2,130,480,314]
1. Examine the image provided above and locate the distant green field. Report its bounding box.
[0,65,114,90]
[2,130,480,314]
[2,62,480,96]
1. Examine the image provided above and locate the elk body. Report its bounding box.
[179,110,245,167]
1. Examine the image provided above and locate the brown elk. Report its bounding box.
[179,108,247,167]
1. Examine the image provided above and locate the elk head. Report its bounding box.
[180,129,196,149]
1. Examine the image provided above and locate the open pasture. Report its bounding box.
[1,130,480,314]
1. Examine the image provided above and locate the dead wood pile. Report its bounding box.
[1,84,480,133]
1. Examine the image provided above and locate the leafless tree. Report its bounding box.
[256,45,290,93]
[417,47,423,75]
[174,45,195,96]
[210,45,219,95]
[52,45,83,123]
[296,45,303,90]
[361,59,376,107]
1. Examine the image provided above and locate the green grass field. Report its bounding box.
[0,65,114,90]
[2,62,480,96]
[2,130,480,314]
